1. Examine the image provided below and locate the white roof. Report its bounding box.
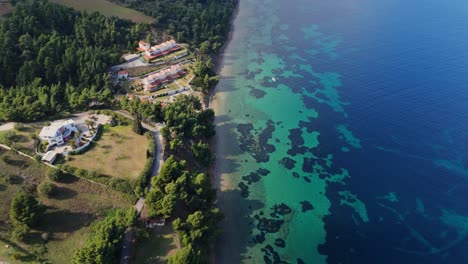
[41,151,57,162]
[39,119,74,138]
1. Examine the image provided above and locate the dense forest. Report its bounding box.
[112,0,236,51]
[0,0,147,121]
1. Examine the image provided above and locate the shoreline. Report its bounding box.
[204,0,239,109]
[206,0,241,263]
[207,0,239,189]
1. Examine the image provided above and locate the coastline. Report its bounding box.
[206,0,244,263]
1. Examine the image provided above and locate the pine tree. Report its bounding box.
[132,113,144,135]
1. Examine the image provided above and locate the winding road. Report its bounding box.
[117,110,165,264]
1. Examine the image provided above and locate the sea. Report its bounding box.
[213,0,468,263]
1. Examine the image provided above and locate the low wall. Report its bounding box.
[64,125,102,155]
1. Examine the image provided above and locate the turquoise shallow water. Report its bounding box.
[214,0,468,263]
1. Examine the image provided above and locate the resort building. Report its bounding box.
[117,70,129,80]
[143,65,186,92]
[39,119,78,147]
[143,40,181,61]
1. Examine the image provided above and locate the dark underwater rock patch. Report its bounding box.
[274,238,286,248]
[288,128,304,146]
[297,258,306,264]
[257,217,284,233]
[262,245,287,264]
[299,116,317,133]
[259,76,280,88]
[255,232,266,243]
[279,157,296,170]
[249,87,267,98]
[237,120,276,163]
[302,158,315,173]
[238,182,249,198]
[272,68,285,75]
[242,168,271,185]
[258,168,271,176]
[292,172,300,178]
[287,128,310,156]
[271,203,292,217]
[300,201,314,212]
[303,176,311,183]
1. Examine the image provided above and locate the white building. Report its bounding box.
[41,151,58,164]
[39,119,78,146]
[143,65,185,92]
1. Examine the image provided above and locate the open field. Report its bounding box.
[50,0,154,23]
[126,65,166,78]
[0,123,42,155]
[67,125,149,181]
[133,225,179,263]
[0,148,132,263]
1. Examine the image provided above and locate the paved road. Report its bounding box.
[119,228,135,264]
[117,110,165,264]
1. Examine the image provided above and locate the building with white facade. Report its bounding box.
[39,119,78,147]
[117,70,129,80]
[143,65,186,91]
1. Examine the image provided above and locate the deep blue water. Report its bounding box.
[290,0,468,262]
[215,0,468,263]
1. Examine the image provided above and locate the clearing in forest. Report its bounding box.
[50,0,154,23]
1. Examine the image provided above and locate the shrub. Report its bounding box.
[48,169,64,182]
[10,191,44,226]
[37,182,57,198]
[11,224,29,242]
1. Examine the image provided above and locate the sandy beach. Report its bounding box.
[208,0,255,263]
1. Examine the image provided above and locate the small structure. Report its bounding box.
[137,40,150,51]
[117,70,129,80]
[144,217,166,228]
[41,151,58,164]
[39,119,78,147]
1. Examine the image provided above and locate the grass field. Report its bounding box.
[133,226,180,264]
[67,125,149,181]
[0,148,132,263]
[50,0,154,23]
[0,123,42,155]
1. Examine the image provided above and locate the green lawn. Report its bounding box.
[50,0,154,23]
[133,225,180,264]
[0,148,132,263]
[67,125,150,181]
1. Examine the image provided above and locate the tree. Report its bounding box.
[37,182,57,198]
[167,245,203,264]
[169,136,184,151]
[132,113,144,135]
[191,141,211,166]
[199,41,211,54]
[11,223,29,242]
[73,209,137,264]
[10,191,43,227]
[48,168,64,182]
